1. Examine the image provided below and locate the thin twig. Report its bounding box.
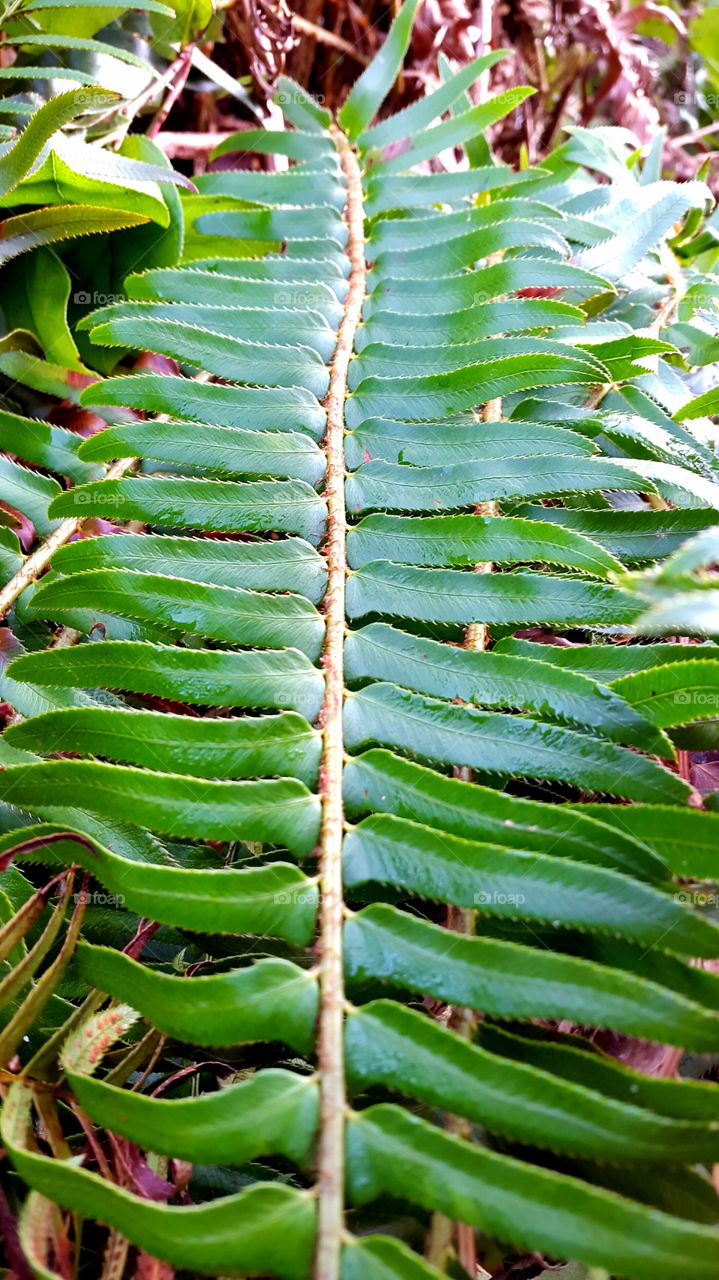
[152,131,233,158]
[478,0,494,103]
[673,121,719,147]
[148,46,194,139]
[292,14,369,66]
[0,456,135,619]
[0,367,213,621]
[101,50,189,148]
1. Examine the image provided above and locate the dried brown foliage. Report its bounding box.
[198,0,710,177]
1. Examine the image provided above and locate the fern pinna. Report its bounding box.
[2,3,719,1278]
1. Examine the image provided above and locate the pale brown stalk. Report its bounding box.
[314,124,365,1280]
[291,14,369,66]
[0,456,135,619]
[0,366,215,623]
[153,131,233,159]
[427,396,501,1273]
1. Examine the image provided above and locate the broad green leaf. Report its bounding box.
[80,301,336,361]
[371,88,536,174]
[74,942,318,1048]
[78,420,326,485]
[64,1063,318,1165]
[656,527,719,579]
[346,355,605,425]
[345,901,716,1049]
[0,761,321,855]
[577,336,681,382]
[0,349,95,399]
[0,67,97,83]
[344,905,719,1048]
[196,205,346,247]
[211,129,334,165]
[49,477,328,544]
[359,51,508,149]
[0,453,61,535]
[343,750,667,882]
[355,297,584,346]
[0,249,84,370]
[480,1022,719,1123]
[0,203,149,266]
[26,568,326,659]
[342,1235,446,1280]
[364,165,551,215]
[676,386,719,420]
[344,417,596,468]
[80,375,326,439]
[373,219,570,277]
[125,266,343,325]
[366,258,613,315]
[346,512,623,576]
[26,0,175,24]
[635,590,719,637]
[87,317,330,399]
[0,405,94,484]
[0,87,114,197]
[576,183,712,279]
[197,167,345,211]
[495,637,718,683]
[2,33,153,69]
[343,813,714,953]
[7,641,325,721]
[611,662,719,728]
[6,704,321,783]
[367,200,565,255]
[516,505,719,563]
[0,822,318,943]
[345,1000,719,1162]
[349,337,604,389]
[347,1105,719,1280]
[3,1083,315,1280]
[611,459,719,511]
[345,456,650,510]
[344,623,669,751]
[339,0,423,138]
[53,533,328,604]
[343,683,686,802]
[0,525,22,583]
[346,562,641,627]
[274,75,331,132]
[572,803,719,880]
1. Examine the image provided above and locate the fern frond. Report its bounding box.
[2,5,719,1279]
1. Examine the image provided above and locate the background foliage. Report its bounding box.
[1,4,719,1280]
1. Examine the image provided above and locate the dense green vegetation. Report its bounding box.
[1,3,719,1278]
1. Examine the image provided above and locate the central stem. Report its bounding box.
[315,124,365,1280]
